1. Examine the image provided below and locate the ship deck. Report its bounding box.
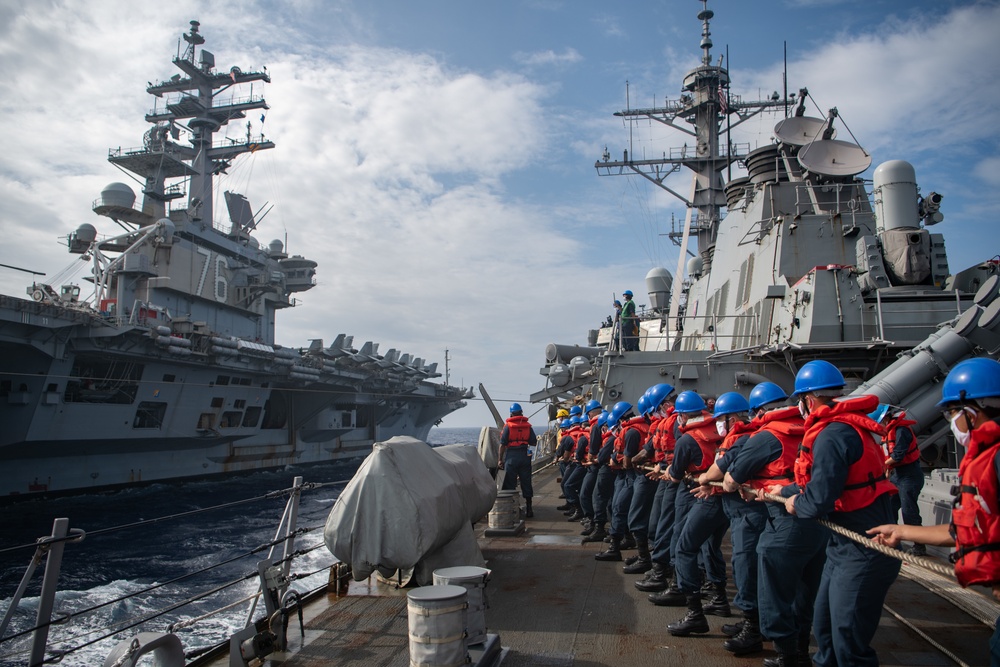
[256,466,996,667]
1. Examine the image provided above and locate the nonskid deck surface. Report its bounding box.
[268,467,996,667]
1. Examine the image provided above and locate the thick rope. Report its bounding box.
[750,487,956,577]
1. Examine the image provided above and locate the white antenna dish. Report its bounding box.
[797,139,871,177]
[774,116,834,147]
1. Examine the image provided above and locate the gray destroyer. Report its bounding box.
[0,21,469,498]
[534,1,1000,464]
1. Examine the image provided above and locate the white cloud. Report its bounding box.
[513,47,583,68]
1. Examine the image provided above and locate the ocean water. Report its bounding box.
[0,432,483,667]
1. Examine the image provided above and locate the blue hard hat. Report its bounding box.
[938,357,1000,406]
[637,394,650,418]
[749,382,788,410]
[623,290,633,297]
[572,415,586,426]
[613,299,622,307]
[713,392,751,418]
[793,360,845,396]
[597,410,610,427]
[674,391,706,415]
[868,404,891,423]
[509,402,522,414]
[585,399,602,413]
[607,401,633,428]
[645,383,675,414]
[569,405,582,416]
[560,418,572,429]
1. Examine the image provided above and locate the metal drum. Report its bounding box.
[406,584,468,667]
[487,490,519,529]
[432,566,491,645]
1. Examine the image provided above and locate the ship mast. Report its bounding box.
[103,20,273,229]
[596,1,785,344]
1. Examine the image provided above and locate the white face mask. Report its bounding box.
[948,409,973,447]
[798,398,810,420]
[716,419,728,437]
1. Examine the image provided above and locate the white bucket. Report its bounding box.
[432,566,491,645]
[488,490,519,529]
[406,584,468,667]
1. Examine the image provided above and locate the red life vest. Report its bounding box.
[652,411,678,464]
[710,420,755,494]
[794,395,895,512]
[951,420,1000,587]
[505,415,531,447]
[884,412,920,466]
[679,414,723,474]
[747,406,804,491]
[613,415,651,466]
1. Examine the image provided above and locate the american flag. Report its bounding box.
[718,83,729,114]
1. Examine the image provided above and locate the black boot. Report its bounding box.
[667,594,710,636]
[619,532,636,550]
[762,652,798,667]
[556,502,572,511]
[648,575,686,606]
[595,535,623,561]
[703,581,731,617]
[721,618,744,637]
[582,523,607,543]
[634,561,668,591]
[562,503,578,516]
[525,498,533,518]
[580,519,594,536]
[566,508,584,521]
[723,611,763,655]
[623,536,652,574]
[797,626,812,667]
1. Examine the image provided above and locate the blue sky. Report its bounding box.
[1,0,998,429]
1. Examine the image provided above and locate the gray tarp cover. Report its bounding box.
[324,436,497,585]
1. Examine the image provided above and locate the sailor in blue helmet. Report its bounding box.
[499,402,538,517]
[579,401,605,536]
[620,290,640,351]
[595,399,649,561]
[869,357,1000,664]
[555,418,579,513]
[637,383,682,596]
[870,402,926,556]
[561,415,590,521]
[724,381,825,664]
[686,391,762,654]
[622,389,662,575]
[585,407,619,544]
[779,360,900,667]
[663,391,738,636]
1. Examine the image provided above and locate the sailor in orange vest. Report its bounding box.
[579,401,606,537]
[635,384,680,595]
[498,403,537,517]
[725,381,825,667]
[659,391,730,635]
[691,391,760,654]
[781,360,899,667]
[870,403,926,556]
[869,357,1000,664]
[595,400,649,561]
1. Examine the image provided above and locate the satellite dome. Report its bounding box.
[687,256,704,278]
[100,182,136,209]
[268,239,284,255]
[74,223,97,244]
[645,267,673,311]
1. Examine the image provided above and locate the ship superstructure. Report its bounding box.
[0,21,469,497]
[535,2,999,462]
